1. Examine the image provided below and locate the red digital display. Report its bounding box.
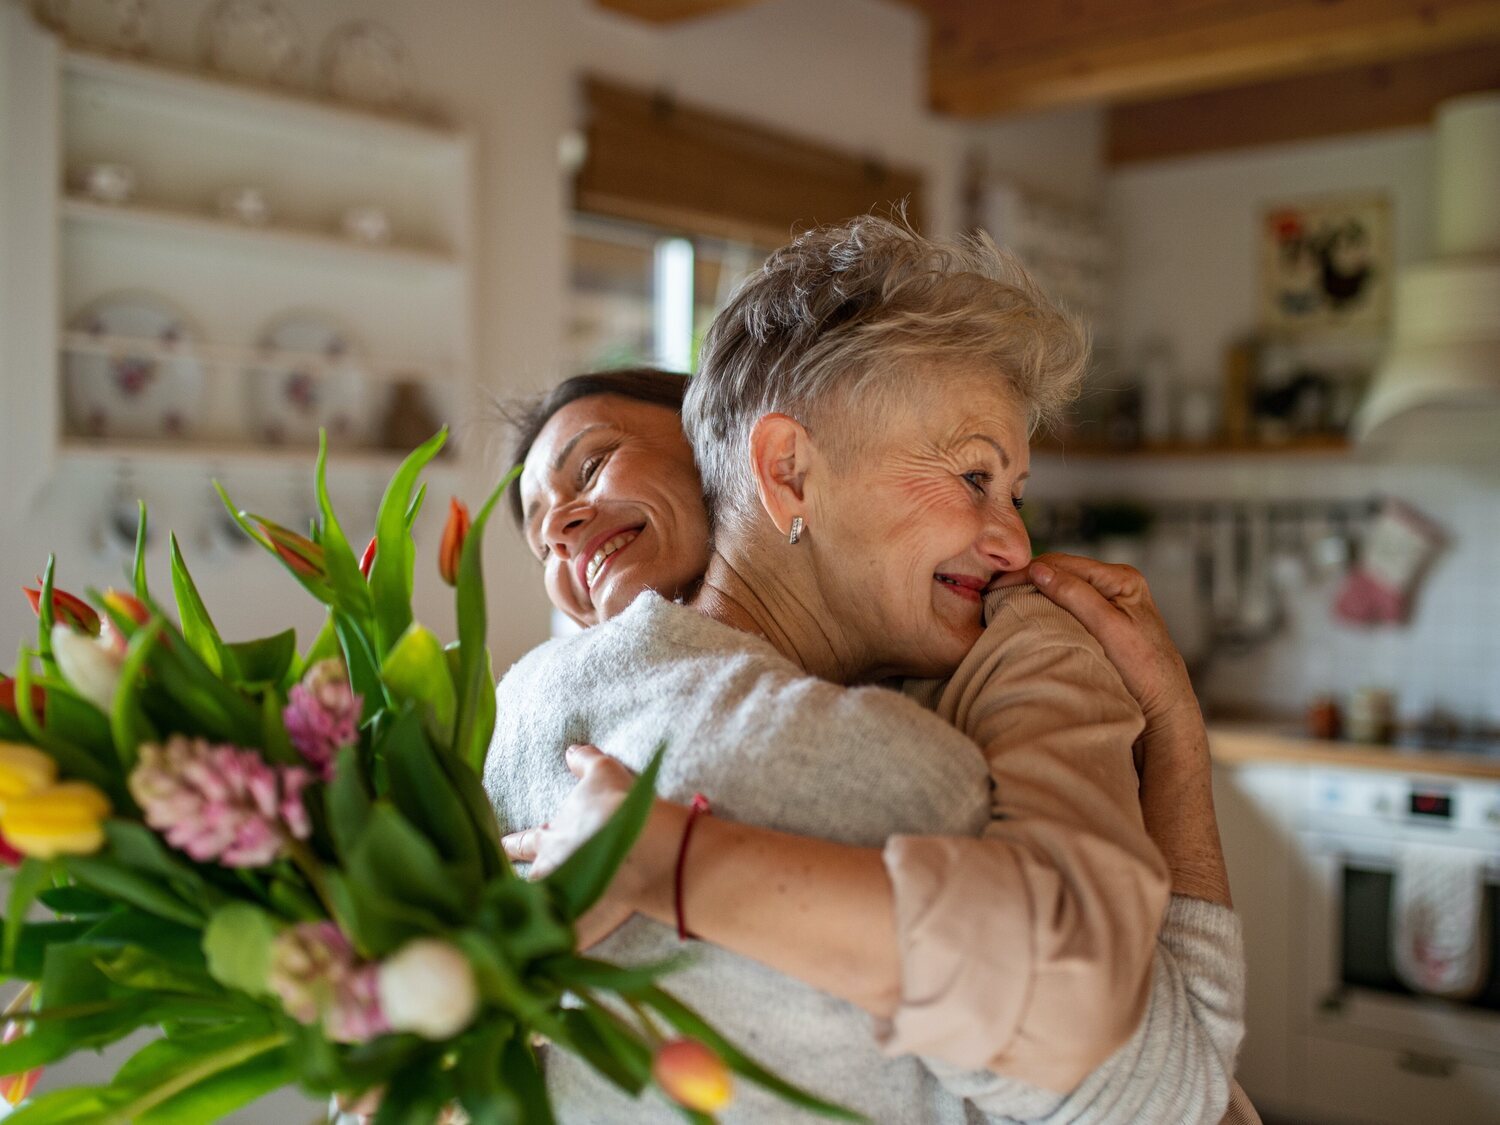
[1409,790,1453,819]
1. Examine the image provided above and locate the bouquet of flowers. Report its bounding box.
[0,433,853,1124]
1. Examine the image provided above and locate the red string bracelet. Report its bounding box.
[674,793,712,941]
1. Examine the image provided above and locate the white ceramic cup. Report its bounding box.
[81,163,135,204]
[217,185,271,225]
[341,204,391,245]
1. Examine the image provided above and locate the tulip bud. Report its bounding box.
[0,780,110,859]
[22,585,99,635]
[653,1038,733,1112]
[100,590,152,656]
[51,625,124,713]
[255,519,327,581]
[376,938,478,1040]
[0,678,45,725]
[438,499,470,587]
[359,536,377,579]
[0,744,57,802]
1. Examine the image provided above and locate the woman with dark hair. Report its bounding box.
[488,220,1250,1123]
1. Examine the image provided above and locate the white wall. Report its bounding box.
[1094,128,1500,726]
[0,0,986,680]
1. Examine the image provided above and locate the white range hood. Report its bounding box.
[1355,92,1500,446]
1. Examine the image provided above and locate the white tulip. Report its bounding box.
[51,625,123,713]
[376,938,479,1040]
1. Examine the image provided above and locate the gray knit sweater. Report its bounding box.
[484,594,1243,1123]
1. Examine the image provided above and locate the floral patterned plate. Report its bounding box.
[246,312,371,448]
[64,291,204,440]
[200,0,303,85]
[319,20,412,111]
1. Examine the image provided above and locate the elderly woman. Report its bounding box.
[487,219,1246,1123]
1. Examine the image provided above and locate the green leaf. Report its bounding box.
[369,428,447,657]
[258,687,300,768]
[5,857,51,970]
[63,856,204,928]
[452,465,522,772]
[132,500,150,600]
[4,1086,111,1124]
[372,1054,453,1125]
[36,885,115,916]
[543,952,690,995]
[168,533,227,677]
[377,708,480,897]
[334,610,387,724]
[381,623,457,748]
[96,1023,289,1125]
[40,685,116,770]
[225,629,297,689]
[453,1021,523,1125]
[7,920,94,979]
[92,946,218,995]
[478,879,574,967]
[499,1032,556,1125]
[105,821,214,904]
[202,903,278,998]
[11,648,114,792]
[559,1004,652,1095]
[82,909,205,967]
[543,743,665,922]
[133,1043,292,1125]
[642,985,864,1120]
[314,431,376,626]
[326,746,371,862]
[296,613,342,680]
[35,554,59,678]
[110,617,163,771]
[348,804,465,929]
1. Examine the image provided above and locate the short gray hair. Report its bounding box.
[684,215,1087,529]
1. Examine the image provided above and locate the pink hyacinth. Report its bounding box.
[282,659,361,780]
[267,922,389,1044]
[128,736,312,867]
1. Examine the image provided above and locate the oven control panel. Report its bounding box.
[1306,771,1500,843]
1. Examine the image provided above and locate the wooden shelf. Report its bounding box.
[58,437,458,477]
[1032,435,1352,459]
[61,43,458,151]
[62,197,459,272]
[59,331,456,385]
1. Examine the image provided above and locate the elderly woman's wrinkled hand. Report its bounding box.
[1003,553,1199,734]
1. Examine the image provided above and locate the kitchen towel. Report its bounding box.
[1390,842,1490,999]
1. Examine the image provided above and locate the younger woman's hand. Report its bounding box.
[501,744,671,950]
[501,744,634,879]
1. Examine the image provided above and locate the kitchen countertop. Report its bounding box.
[1209,723,1500,781]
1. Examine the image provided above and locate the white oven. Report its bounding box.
[1293,770,1500,1124]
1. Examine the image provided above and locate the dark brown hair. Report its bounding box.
[501,366,690,525]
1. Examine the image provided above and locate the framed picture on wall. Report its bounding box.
[1259,194,1391,333]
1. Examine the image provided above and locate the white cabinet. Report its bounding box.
[3,8,477,487]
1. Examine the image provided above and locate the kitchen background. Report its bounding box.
[2,0,1499,1122]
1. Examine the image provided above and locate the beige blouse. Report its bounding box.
[887,587,1173,1091]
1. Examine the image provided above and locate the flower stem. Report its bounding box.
[283,837,348,934]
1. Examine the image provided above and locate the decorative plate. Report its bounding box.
[246,312,371,448]
[200,0,303,85]
[64,291,204,440]
[319,20,412,111]
[36,0,152,55]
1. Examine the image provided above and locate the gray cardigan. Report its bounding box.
[484,593,1242,1123]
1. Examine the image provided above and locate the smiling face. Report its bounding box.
[520,395,711,627]
[802,365,1033,680]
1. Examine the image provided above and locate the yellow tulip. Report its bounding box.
[0,744,57,802]
[0,781,110,859]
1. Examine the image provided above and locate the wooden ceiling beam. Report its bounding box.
[1108,41,1500,163]
[594,0,765,22]
[921,0,1500,116]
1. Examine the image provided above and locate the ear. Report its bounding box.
[747,413,815,537]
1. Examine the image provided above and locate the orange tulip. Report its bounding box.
[438,499,470,587]
[255,519,327,581]
[359,536,378,579]
[22,585,99,635]
[653,1038,733,1113]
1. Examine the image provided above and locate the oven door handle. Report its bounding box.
[1300,832,1500,881]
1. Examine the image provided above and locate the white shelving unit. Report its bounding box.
[6,17,478,483]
